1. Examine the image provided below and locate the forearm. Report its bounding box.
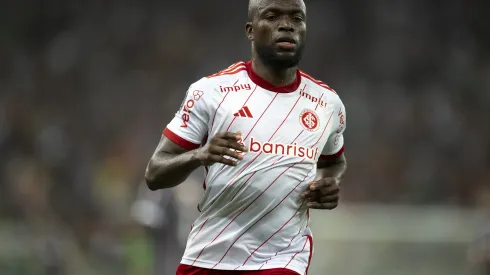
[145,150,202,190]
[316,155,347,182]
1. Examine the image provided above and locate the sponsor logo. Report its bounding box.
[233,106,253,118]
[299,109,320,132]
[336,124,344,134]
[300,90,328,108]
[334,108,345,133]
[220,83,251,93]
[249,137,319,160]
[338,109,345,125]
[180,90,203,128]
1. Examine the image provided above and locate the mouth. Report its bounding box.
[275,37,297,50]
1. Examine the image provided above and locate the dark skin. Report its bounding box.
[145,0,347,210]
[246,0,306,86]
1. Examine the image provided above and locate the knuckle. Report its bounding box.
[207,145,216,153]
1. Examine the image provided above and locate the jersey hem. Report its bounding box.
[180,258,305,275]
[163,127,200,150]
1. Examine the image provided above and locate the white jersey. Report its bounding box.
[164,61,346,275]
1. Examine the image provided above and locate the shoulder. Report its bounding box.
[206,61,247,79]
[299,69,343,106]
[299,70,338,95]
[189,61,248,91]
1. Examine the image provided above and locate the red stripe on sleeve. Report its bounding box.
[163,128,200,150]
[319,146,344,160]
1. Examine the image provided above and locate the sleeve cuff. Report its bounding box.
[320,146,344,160]
[163,128,201,150]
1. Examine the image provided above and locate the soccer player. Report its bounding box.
[145,0,347,274]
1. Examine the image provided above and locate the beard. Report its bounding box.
[255,42,305,69]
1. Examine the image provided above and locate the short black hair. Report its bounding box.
[248,0,261,21]
[248,0,306,21]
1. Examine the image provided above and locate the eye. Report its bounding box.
[264,13,277,21]
[292,15,304,22]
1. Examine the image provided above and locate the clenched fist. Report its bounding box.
[301,177,340,209]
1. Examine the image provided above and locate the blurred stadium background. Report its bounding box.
[0,0,489,275]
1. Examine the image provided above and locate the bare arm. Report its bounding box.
[144,136,201,190]
[316,153,347,182]
[145,132,248,191]
[304,100,347,209]
[302,153,347,210]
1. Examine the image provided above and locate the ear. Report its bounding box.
[245,22,254,41]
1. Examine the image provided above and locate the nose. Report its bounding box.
[278,18,294,32]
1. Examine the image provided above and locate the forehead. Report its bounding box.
[257,0,306,13]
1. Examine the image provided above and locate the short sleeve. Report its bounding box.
[320,101,346,159]
[164,83,210,150]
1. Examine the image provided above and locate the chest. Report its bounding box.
[210,86,336,148]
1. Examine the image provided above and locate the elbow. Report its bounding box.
[144,159,179,191]
[144,174,158,191]
[145,178,159,191]
[144,162,159,191]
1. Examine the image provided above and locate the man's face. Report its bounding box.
[247,0,307,69]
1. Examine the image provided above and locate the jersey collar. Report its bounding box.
[245,61,301,93]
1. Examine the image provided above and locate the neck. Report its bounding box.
[251,55,298,87]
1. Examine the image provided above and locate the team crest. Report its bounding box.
[299,109,320,132]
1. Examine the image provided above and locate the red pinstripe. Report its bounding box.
[210,79,239,128]
[260,217,308,268]
[305,235,313,275]
[258,218,307,270]
[215,93,301,198]
[241,200,306,266]
[299,71,336,94]
[226,85,258,131]
[252,93,302,143]
[214,84,263,176]
[242,93,279,140]
[311,110,334,147]
[229,129,304,201]
[284,236,309,269]
[191,161,301,266]
[314,92,324,110]
[212,165,313,268]
[229,172,255,201]
[269,131,304,166]
[191,218,209,241]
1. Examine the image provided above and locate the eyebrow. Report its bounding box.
[259,6,306,17]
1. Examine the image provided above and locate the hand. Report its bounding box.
[194,131,248,166]
[301,178,340,209]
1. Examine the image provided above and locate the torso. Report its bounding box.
[167,61,342,275]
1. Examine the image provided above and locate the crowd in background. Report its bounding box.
[0,0,489,274]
